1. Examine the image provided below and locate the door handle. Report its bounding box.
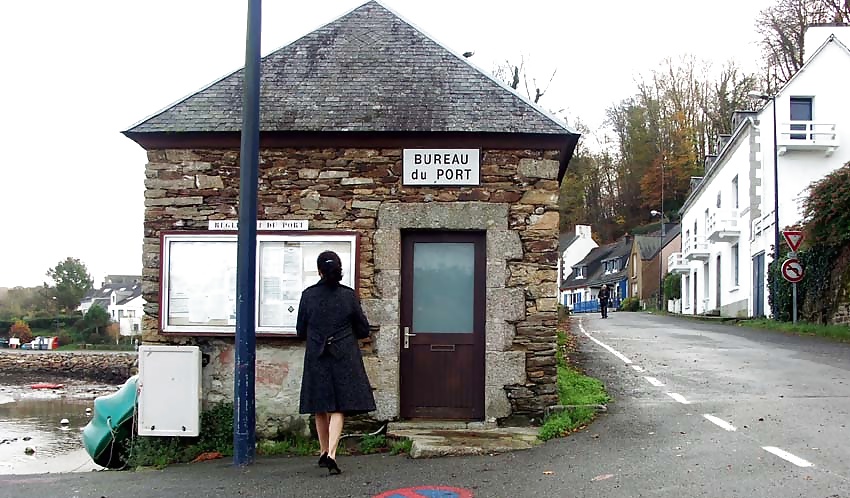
[403,326,416,349]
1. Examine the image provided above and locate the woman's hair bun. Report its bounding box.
[317,251,343,284]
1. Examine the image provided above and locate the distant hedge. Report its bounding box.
[0,315,83,336]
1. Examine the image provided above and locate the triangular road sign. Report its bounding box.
[783,230,804,252]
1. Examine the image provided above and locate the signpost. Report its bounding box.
[781,230,805,324]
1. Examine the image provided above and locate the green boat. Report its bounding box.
[82,375,138,469]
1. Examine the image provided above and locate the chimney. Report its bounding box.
[716,134,732,153]
[576,224,592,239]
[804,24,850,62]
[731,110,757,132]
[704,154,717,173]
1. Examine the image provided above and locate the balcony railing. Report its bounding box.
[778,121,839,156]
[707,209,740,242]
[668,252,690,274]
[683,235,710,260]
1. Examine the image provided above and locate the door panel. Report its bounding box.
[753,253,765,317]
[400,231,485,420]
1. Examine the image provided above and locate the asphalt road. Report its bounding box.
[2,313,850,498]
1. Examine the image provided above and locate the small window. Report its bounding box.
[732,244,740,287]
[716,191,721,209]
[732,176,739,210]
[790,97,813,140]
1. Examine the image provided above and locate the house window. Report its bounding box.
[790,97,813,140]
[732,176,739,209]
[632,254,637,277]
[127,310,135,318]
[716,191,721,208]
[732,244,740,287]
[132,324,140,333]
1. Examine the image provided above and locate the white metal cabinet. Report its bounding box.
[138,345,202,437]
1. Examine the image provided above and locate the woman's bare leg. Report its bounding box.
[328,412,345,460]
[315,413,329,455]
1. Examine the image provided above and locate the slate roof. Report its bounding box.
[636,235,662,260]
[559,233,579,252]
[125,1,574,137]
[562,237,634,289]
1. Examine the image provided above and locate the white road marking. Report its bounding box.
[703,414,737,431]
[761,446,814,468]
[644,376,664,387]
[578,322,632,364]
[666,392,691,404]
[631,365,645,372]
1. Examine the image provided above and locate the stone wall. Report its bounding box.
[141,146,561,429]
[0,351,137,384]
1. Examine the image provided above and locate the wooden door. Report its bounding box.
[400,231,485,420]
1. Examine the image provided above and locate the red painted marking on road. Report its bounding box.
[373,485,474,498]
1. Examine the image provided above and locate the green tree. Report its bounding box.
[76,305,111,344]
[46,258,93,313]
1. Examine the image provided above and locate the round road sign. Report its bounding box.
[781,258,804,283]
[373,486,474,498]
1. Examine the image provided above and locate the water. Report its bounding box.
[0,375,119,475]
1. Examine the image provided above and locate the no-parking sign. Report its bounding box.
[781,258,804,283]
[373,486,474,498]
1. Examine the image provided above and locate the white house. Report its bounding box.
[78,276,145,336]
[558,225,598,305]
[671,25,850,318]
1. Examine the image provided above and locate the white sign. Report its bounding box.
[208,220,309,231]
[402,149,480,186]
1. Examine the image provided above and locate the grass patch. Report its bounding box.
[538,407,596,441]
[539,325,610,442]
[737,319,850,342]
[257,436,319,457]
[389,438,412,456]
[358,434,387,454]
[125,402,235,468]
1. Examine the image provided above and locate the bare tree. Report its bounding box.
[756,0,834,86]
[493,56,557,104]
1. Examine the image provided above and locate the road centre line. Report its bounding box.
[666,392,691,404]
[630,365,645,372]
[644,376,664,387]
[703,414,737,431]
[578,322,633,364]
[761,446,814,468]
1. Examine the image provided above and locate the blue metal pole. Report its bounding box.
[234,0,261,467]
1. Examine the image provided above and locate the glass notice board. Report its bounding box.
[160,232,358,335]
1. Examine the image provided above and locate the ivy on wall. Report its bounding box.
[768,163,850,324]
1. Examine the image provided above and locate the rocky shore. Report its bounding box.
[0,351,137,384]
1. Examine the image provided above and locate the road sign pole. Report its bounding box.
[792,283,797,324]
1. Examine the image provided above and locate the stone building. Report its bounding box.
[124,1,578,434]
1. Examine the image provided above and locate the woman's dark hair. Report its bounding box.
[317,250,343,284]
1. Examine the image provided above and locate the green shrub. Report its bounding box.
[257,436,318,457]
[358,434,387,454]
[663,273,681,300]
[389,438,412,456]
[619,296,640,312]
[538,407,596,441]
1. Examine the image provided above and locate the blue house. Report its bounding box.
[561,235,634,313]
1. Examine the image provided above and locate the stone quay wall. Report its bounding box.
[0,351,137,384]
[141,146,561,432]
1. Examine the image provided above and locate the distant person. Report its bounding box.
[297,250,375,475]
[598,284,610,319]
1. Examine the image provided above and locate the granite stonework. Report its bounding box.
[0,351,137,384]
[141,147,561,434]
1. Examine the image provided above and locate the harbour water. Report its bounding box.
[0,375,118,475]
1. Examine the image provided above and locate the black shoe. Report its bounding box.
[326,456,341,475]
[318,452,329,468]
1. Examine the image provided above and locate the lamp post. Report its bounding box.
[749,90,780,318]
[651,210,664,311]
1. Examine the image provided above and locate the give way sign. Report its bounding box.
[781,258,804,283]
[782,230,804,253]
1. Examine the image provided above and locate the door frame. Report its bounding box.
[399,230,486,420]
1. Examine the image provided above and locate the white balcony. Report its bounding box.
[778,121,839,156]
[707,209,740,242]
[683,235,710,261]
[668,252,690,274]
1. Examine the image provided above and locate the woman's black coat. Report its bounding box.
[297,279,376,415]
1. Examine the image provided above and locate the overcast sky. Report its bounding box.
[0,0,773,288]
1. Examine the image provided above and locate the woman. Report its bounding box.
[297,250,375,475]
